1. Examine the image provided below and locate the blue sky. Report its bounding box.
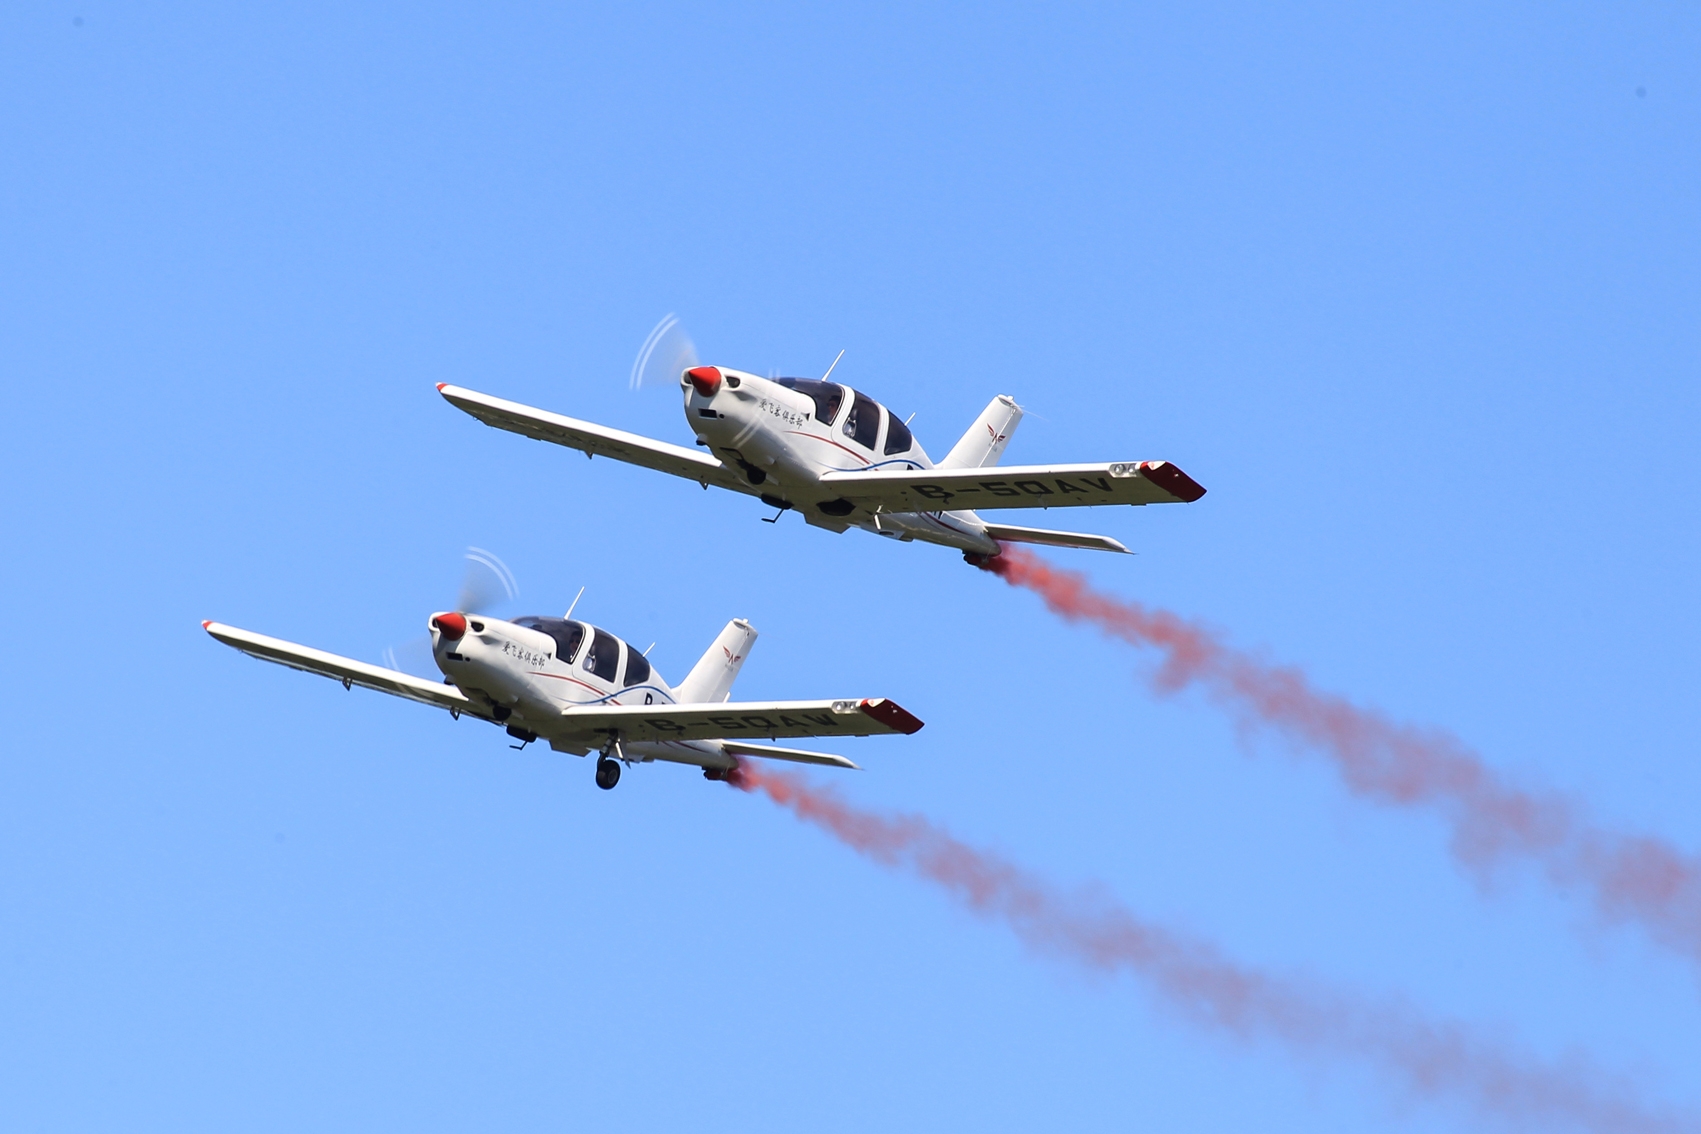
[2,3,1697,1130]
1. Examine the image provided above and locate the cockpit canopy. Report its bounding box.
[776,377,842,424]
[511,616,654,688]
[776,378,912,455]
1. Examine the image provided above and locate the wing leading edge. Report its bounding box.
[437,384,752,496]
[204,621,482,716]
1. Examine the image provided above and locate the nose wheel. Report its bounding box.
[595,757,622,790]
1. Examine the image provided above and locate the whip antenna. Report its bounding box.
[821,349,846,383]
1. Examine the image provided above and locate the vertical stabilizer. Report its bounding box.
[938,395,1023,469]
[676,619,758,704]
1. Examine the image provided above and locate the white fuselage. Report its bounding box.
[432,613,717,765]
[683,369,1001,555]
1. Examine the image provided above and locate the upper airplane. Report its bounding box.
[437,363,1205,560]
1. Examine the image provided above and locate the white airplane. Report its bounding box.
[204,610,921,790]
[438,366,1205,560]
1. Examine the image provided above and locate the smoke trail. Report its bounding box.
[726,763,1696,1134]
[975,547,1701,965]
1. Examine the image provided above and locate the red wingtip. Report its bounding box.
[435,383,448,392]
[860,698,925,734]
[201,620,212,630]
[1137,461,1207,503]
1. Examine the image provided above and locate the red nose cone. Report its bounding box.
[432,612,467,641]
[687,366,722,397]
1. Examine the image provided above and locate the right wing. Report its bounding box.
[437,384,754,496]
[554,698,924,746]
[204,621,484,717]
[817,460,1206,513]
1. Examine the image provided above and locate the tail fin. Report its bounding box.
[676,619,758,704]
[939,395,1023,469]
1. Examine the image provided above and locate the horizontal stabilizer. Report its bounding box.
[817,460,1205,513]
[981,523,1130,554]
[720,740,860,770]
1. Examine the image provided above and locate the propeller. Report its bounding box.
[382,547,520,678]
[629,313,699,391]
[456,545,519,614]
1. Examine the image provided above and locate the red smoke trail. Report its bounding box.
[976,547,1701,964]
[726,763,1696,1134]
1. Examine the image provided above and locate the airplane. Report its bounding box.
[203,609,922,790]
[437,365,1205,561]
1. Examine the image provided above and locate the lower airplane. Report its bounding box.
[204,610,922,790]
[439,364,1205,560]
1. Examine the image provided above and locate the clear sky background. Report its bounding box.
[2,3,1697,1131]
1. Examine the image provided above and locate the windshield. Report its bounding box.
[776,377,845,424]
[512,617,584,664]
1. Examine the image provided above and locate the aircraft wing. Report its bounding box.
[437,384,754,496]
[817,460,1205,512]
[204,621,483,717]
[555,698,923,746]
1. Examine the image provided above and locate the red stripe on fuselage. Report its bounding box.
[531,671,676,708]
[783,431,872,467]
[531,672,612,698]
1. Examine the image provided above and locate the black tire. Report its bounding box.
[595,758,621,790]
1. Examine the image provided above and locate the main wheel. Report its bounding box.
[595,758,621,790]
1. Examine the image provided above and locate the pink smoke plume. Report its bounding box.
[726,763,1695,1134]
[975,547,1701,965]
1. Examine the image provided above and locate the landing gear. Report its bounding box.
[595,757,621,790]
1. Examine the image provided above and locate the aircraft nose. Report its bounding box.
[432,611,467,641]
[685,366,722,397]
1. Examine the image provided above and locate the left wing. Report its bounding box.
[817,460,1205,512]
[204,621,483,716]
[554,698,923,746]
[437,384,754,496]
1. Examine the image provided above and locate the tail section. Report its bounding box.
[939,395,1023,469]
[676,619,758,704]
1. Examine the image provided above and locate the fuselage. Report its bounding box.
[430,612,715,764]
[682,368,1001,555]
